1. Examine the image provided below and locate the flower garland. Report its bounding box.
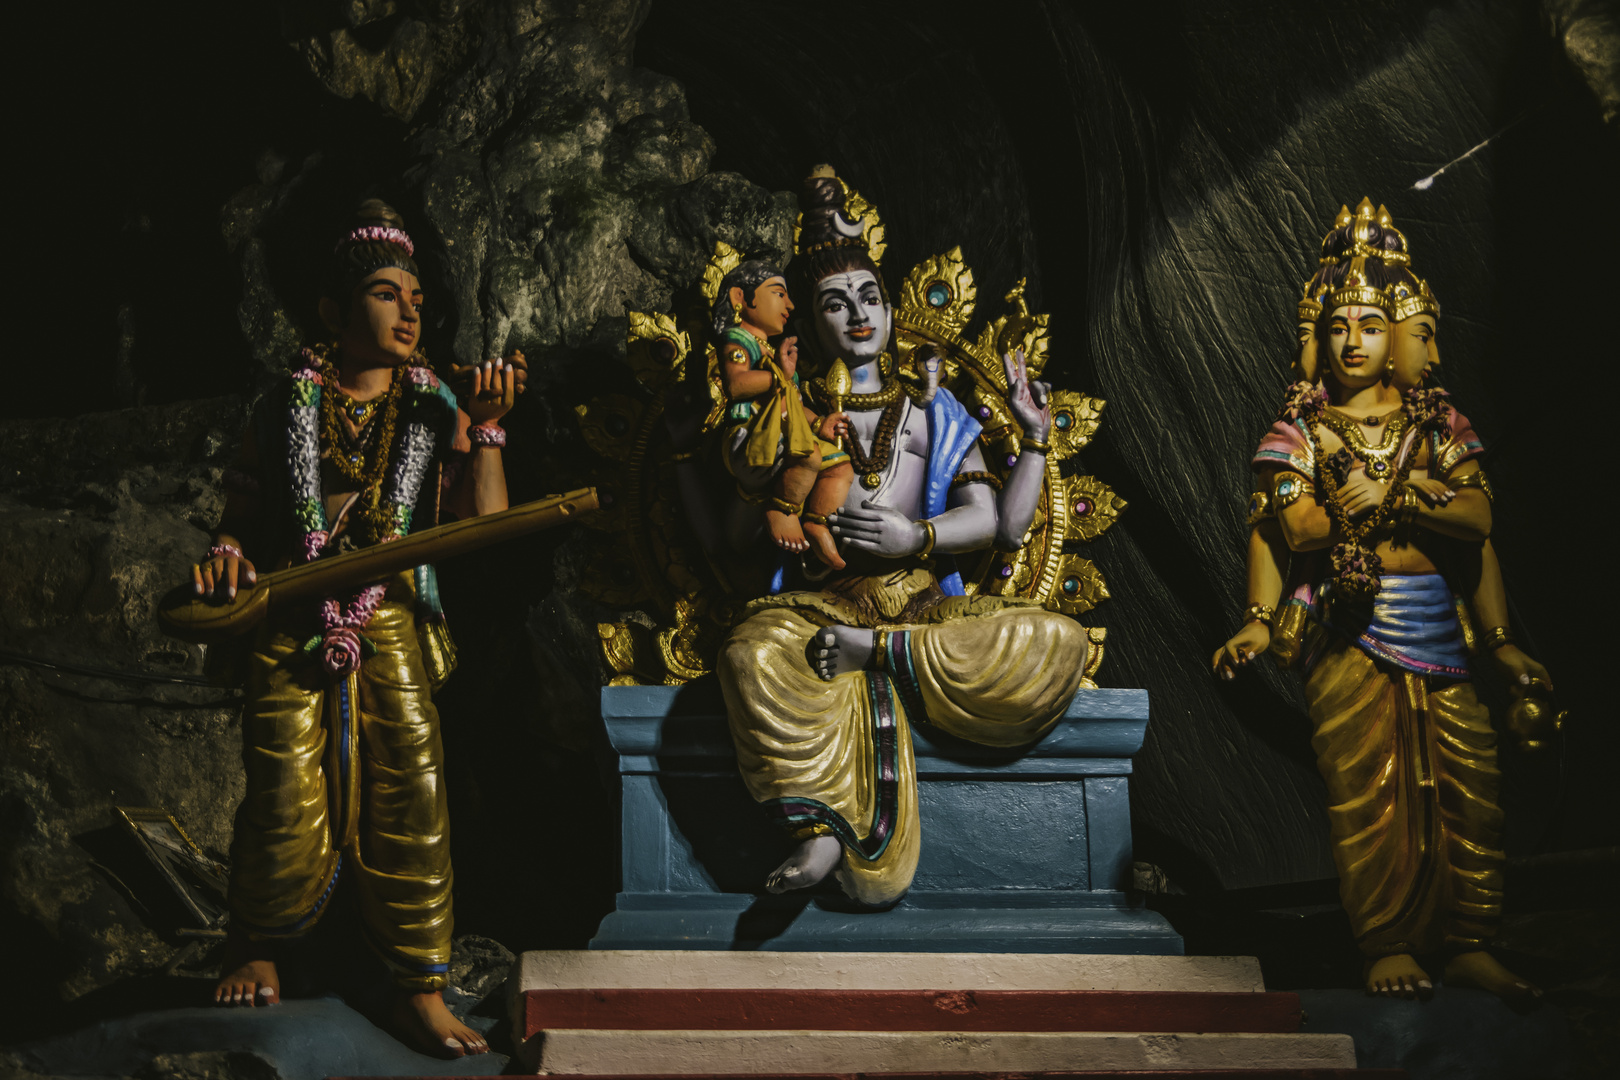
[287,346,443,678]
[1304,386,1453,604]
[1277,380,1327,423]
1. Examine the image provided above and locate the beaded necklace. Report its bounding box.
[287,344,443,677]
[845,394,907,491]
[1304,397,1418,604]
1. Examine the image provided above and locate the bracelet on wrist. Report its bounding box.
[1020,435,1052,455]
[468,424,507,448]
[205,542,244,562]
[1244,603,1275,627]
[1481,626,1515,651]
[915,519,936,556]
[1399,483,1422,524]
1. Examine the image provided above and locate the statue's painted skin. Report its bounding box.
[750,268,1059,895]
[203,261,515,1056]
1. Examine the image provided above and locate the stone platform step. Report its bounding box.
[524,1029,1360,1075]
[520,988,1305,1042]
[513,951,1264,998]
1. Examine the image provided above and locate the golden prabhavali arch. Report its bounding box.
[580,174,1121,687]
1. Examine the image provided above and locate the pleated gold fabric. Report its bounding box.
[718,588,1086,906]
[1305,631,1503,958]
[228,572,453,990]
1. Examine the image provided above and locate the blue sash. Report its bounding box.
[1332,573,1470,679]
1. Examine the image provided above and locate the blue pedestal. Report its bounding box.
[591,680,1182,954]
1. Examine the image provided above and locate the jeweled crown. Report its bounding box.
[1297,197,1439,322]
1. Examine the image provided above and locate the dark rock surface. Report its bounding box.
[1,400,247,1006]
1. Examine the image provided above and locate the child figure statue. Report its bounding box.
[712,258,854,568]
[193,199,521,1056]
[1219,199,1546,1002]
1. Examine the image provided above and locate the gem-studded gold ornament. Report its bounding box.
[579,174,1124,686]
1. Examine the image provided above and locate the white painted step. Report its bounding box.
[529,1028,1357,1075]
[513,950,1264,995]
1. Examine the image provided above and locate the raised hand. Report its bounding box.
[779,335,799,380]
[1002,348,1052,440]
[829,499,928,557]
[449,349,526,411]
[462,357,518,427]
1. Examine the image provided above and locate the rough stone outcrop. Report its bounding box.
[1545,0,1620,130]
[0,399,246,1003]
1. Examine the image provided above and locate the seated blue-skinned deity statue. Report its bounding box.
[712,169,1092,904]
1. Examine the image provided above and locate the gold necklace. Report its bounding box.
[811,375,902,409]
[320,362,404,488]
[1319,409,1409,483]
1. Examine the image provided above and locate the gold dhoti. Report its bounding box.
[718,578,1087,907]
[228,573,453,990]
[1305,632,1504,958]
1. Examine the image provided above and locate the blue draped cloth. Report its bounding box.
[1332,573,1470,679]
[922,388,983,596]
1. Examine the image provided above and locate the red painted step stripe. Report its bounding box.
[520,988,1303,1041]
[332,1072,1406,1079]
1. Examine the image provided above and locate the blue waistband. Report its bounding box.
[1330,573,1471,679]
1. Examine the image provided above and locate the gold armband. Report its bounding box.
[721,344,750,365]
[1020,436,1051,454]
[915,519,936,556]
[1272,471,1313,508]
[1246,491,1272,526]
[1399,483,1422,525]
[1244,603,1275,627]
[951,470,1004,491]
[1448,469,1493,502]
[670,448,699,463]
[1481,626,1515,651]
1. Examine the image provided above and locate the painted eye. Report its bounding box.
[925,281,952,307]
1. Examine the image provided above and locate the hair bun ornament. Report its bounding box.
[336,226,415,256]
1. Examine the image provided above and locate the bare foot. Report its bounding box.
[806,625,874,681]
[214,935,280,1007]
[766,835,842,893]
[389,989,490,1058]
[803,520,846,569]
[766,508,810,554]
[1444,951,1542,1002]
[1364,954,1433,999]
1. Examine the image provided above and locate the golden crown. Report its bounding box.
[1298,197,1439,322]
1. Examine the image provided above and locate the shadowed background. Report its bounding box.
[3,0,1614,1044]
